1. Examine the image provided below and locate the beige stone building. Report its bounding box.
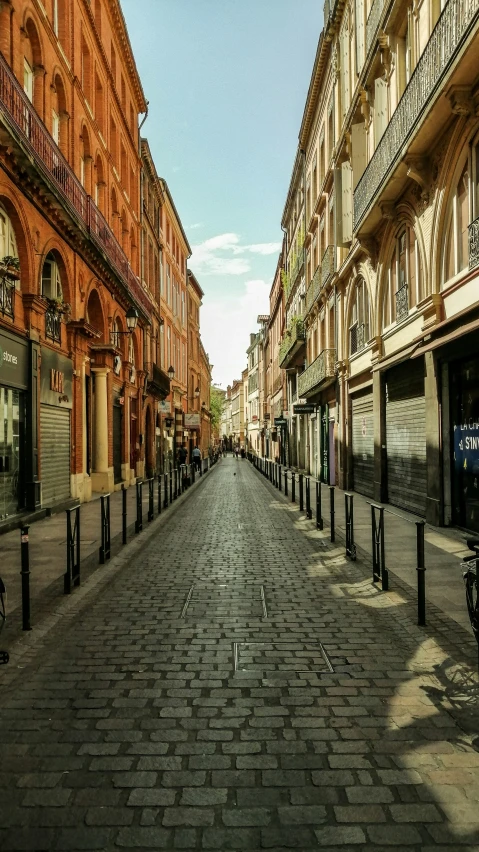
[279,0,479,529]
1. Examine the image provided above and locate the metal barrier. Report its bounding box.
[148,478,154,522]
[135,480,143,533]
[292,472,296,503]
[64,504,81,593]
[299,474,304,512]
[316,481,323,530]
[371,504,387,589]
[329,487,335,543]
[305,477,312,520]
[20,525,31,631]
[99,493,111,563]
[345,493,356,561]
[416,521,426,626]
[122,484,127,544]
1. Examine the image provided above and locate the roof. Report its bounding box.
[109,0,147,113]
[159,178,192,256]
[188,269,204,300]
[140,139,164,204]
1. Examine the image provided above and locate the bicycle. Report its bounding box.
[0,576,8,665]
[461,539,479,644]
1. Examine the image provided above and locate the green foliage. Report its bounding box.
[210,386,224,432]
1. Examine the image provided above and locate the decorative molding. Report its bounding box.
[405,155,431,202]
[447,85,474,116]
[379,201,396,220]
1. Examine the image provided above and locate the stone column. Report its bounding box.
[91,367,112,492]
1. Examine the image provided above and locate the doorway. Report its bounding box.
[0,387,25,520]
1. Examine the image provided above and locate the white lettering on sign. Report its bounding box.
[465,437,479,450]
[3,350,18,365]
[50,369,64,393]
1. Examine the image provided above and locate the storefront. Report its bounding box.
[450,354,479,531]
[351,389,374,498]
[40,347,72,507]
[385,359,426,516]
[0,329,28,520]
[113,386,124,484]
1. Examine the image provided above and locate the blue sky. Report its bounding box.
[121,0,323,387]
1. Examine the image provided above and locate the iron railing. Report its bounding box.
[305,265,321,315]
[45,307,62,343]
[395,283,409,321]
[321,245,336,288]
[350,322,366,355]
[279,319,305,367]
[469,214,479,269]
[0,279,14,318]
[298,348,336,397]
[354,0,479,228]
[0,50,153,319]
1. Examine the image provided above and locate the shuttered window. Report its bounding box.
[352,392,374,497]
[40,406,70,506]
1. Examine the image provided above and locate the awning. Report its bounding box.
[371,342,420,373]
[412,316,479,358]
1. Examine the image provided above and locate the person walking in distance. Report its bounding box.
[192,445,201,472]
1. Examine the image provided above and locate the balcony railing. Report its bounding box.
[305,265,321,315]
[354,0,479,228]
[45,307,61,343]
[279,318,305,368]
[395,283,409,321]
[272,374,283,395]
[321,245,336,288]
[0,280,14,319]
[0,51,153,320]
[366,0,387,52]
[298,349,336,398]
[469,215,479,269]
[146,362,171,398]
[288,248,304,292]
[350,322,367,356]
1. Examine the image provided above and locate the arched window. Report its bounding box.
[121,208,128,253]
[52,0,68,48]
[80,126,92,192]
[0,204,20,282]
[23,18,43,121]
[111,187,119,239]
[349,278,370,355]
[130,225,138,275]
[383,225,422,329]
[41,252,62,301]
[444,161,470,284]
[94,153,105,211]
[51,73,68,157]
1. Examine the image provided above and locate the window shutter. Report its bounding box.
[351,122,367,189]
[374,77,388,147]
[355,0,365,73]
[341,161,353,244]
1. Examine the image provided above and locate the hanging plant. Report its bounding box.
[0,255,20,282]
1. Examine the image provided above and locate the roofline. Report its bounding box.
[160,178,192,256]
[109,0,147,113]
[187,269,204,299]
[140,139,165,203]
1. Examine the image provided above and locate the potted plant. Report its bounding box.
[0,255,20,282]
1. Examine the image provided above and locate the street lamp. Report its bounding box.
[167,365,175,381]
[126,306,139,331]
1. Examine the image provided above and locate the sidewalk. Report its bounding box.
[276,467,473,635]
[0,472,193,637]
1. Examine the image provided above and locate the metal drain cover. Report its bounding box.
[181,584,268,619]
[233,641,334,675]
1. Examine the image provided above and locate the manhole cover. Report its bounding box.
[233,641,334,675]
[181,584,267,619]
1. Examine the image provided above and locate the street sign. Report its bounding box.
[274,417,287,426]
[293,404,316,414]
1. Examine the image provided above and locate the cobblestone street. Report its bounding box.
[1,457,479,851]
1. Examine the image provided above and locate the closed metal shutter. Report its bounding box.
[40,405,70,506]
[352,392,374,497]
[386,362,426,516]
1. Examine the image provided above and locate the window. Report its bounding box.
[166,263,171,305]
[41,253,62,300]
[130,104,135,136]
[52,0,59,35]
[23,59,33,102]
[349,278,370,355]
[95,71,104,132]
[81,35,92,104]
[52,109,60,145]
[120,75,126,111]
[160,323,164,366]
[181,290,185,326]
[120,140,127,186]
[110,114,117,166]
[445,161,470,283]
[383,225,422,327]
[167,325,171,369]
[111,42,117,85]
[0,206,20,289]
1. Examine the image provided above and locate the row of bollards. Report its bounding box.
[250,454,427,626]
[19,457,217,630]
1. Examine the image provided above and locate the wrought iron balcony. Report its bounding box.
[395,283,409,322]
[305,265,321,315]
[366,0,388,52]
[354,0,479,229]
[350,322,366,356]
[272,374,283,395]
[469,215,479,269]
[279,318,305,369]
[146,362,170,399]
[45,306,62,343]
[288,249,304,292]
[321,245,336,288]
[0,279,14,319]
[0,50,153,321]
[298,349,336,398]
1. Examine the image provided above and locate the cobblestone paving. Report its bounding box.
[1,457,479,850]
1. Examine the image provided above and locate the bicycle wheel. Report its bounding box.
[463,568,479,640]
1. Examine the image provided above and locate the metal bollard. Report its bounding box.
[278,465,282,493]
[173,468,178,499]
[99,493,111,563]
[135,480,143,533]
[148,478,154,522]
[122,484,127,544]
[371,505,387,589]
[191,462,196,484]
[292,472,296,503]
[305,477,312,519]
[64,505,81,594]
[299,474,304,512]
[416,521,426,626]
[157,475,162,515]
[164,472,169,509]
[169,470,173,502]
[20,525,31,631]
[329,487,335,543]
[316,481,323,530]
[345,493,356,560]
[284,469,288,498]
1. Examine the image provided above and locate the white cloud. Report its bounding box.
[188,222,204,230]
[201,279,270,388]
[190,233,280,277]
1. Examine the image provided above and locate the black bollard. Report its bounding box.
[157,475,162,515]
[284,469,288,497]
[306,477,312,520]
[416,521,426,626]
[329,487,335,543]
[316,480,323,530]
[299,474,304,512]
[292,472,296,503]
[20,525,31,631]
[122,484,127,544]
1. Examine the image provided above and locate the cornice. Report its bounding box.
[106,0,147,113]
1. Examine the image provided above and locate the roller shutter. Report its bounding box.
[386,362,426,516]
[40,405,70,506]
[352,391,374,497]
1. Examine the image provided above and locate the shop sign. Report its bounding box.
[274,417,287,426]
[0,331,28,390]
[158,400,171,414]
[293,403,316,414]
[185,413,201,429]
[40,347,73,408]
